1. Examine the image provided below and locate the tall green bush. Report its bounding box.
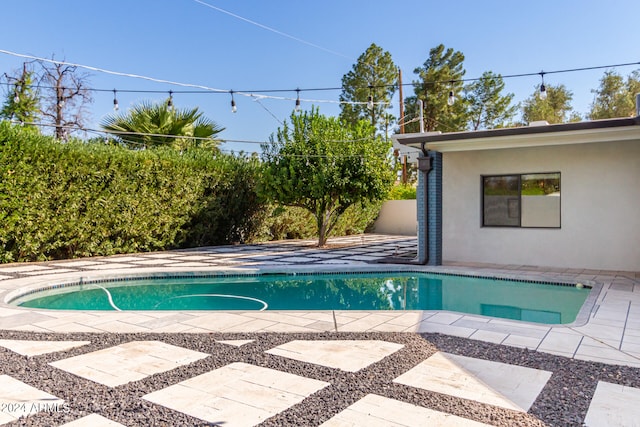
[0,122,264,262]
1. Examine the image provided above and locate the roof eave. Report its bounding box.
[392,117,640,152]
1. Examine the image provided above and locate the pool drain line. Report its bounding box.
[153,294,268,311]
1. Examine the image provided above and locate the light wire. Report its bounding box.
[192,0,354,61]
[1,49,638,105]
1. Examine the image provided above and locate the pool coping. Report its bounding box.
[0,235,638,367]
[4,264,600,329]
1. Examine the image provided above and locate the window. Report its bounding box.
[482,172,560,228]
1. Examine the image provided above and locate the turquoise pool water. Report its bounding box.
[14,272,590,324]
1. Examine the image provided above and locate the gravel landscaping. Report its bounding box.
[1,330,638,426]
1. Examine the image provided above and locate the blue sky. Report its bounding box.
[1,0,639,153]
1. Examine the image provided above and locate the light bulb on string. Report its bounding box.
[230,90,237,113]
[58,87,65,108]
[113,89,119,111]
[539,72,547,100]
[13,92,19,103]
[367,84,374,110]
[167,90,173,108]
[295,88,301,112]
[447,90,455,106]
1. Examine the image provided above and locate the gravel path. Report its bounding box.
[1,330,638,426]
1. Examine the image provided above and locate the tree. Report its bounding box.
[1,62,41,125]
[521,84,581,124]
[339,43,398,133]
[101,100,224,150]
[589,69,640,119]
[465,71,517,130]
[260,107,394,246]
[404,44,469,133]
[37,59,93,140]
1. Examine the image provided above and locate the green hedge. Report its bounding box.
[388,183,417,200]
[0,122,265,262]
[0,122,386,262]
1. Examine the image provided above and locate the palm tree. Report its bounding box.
[101,100,224,150]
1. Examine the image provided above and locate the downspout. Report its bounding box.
[416,142,432,265]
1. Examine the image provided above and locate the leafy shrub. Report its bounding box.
[255,200,383,242]
[388,183,417,200]
[0,122,265,262]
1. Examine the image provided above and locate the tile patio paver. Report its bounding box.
[180,313,256,331]
[537,330,583,355]
[501,334,543,350]
[100,256,147,262]
[0,339,90,357]
[584,381,640,427]
[0,265,53,273]
[0,374,65,424]
[130,259,184,265]
[469,329,508,344]
[276,256,321,263]
[265,340,404,372]
[51,260,106,268]
[320,394,494,427]
[338,313,400,332]
[23,268,78,276]
[143,362,329,427]
[49,341,208,387]
[393,352,552,412]
[83,263,137,270]
[415,321,476,338]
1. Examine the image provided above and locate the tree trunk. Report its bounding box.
[316,205,330,247]
[318,221,328,247]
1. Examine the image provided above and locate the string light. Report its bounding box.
[112,89,119,111]
[367,85,374,110]
[167,90,174,108]
[230,90,237,113]
[295,88,301,112]
[539,72,547,100]
[447,90,455,106]
[13,92,19,103]
[1,48,638,109]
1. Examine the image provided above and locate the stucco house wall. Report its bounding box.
[441,139,640,271]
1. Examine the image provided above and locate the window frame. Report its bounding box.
[481,172,561,229]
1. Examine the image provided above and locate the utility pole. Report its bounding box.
[398,67,405,134]
[398,68,408,183]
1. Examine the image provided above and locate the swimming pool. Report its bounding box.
[11,272,591,324]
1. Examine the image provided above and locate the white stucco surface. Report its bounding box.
[374,199,417,236]
[441,139,640,271]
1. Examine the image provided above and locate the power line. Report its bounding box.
[192,0,354,61]
[8,120,382,147]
